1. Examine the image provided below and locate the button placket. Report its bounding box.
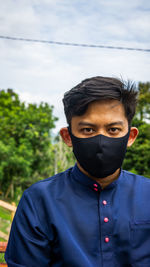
[104,237,110,243]
[104,217,109,223]
[99,190,114,265]
[102,200,107,205]
[93,183,99,192]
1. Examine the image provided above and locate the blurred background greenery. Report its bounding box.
[123,82,150,176]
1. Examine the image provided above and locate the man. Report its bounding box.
[5,77,150,266]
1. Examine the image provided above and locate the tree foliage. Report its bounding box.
[123,82,150,178]
[0,89,58,199]
[53,136,75,174]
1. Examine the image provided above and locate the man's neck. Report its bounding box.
[77,162,120,189]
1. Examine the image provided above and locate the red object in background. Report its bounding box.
[0,242,8,267]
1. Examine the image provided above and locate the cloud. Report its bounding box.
[0,0,150,133]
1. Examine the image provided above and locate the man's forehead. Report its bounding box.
[84,99,124,114]
[89,99,122,107]
[71,99,127,125]
[109,101,122,109]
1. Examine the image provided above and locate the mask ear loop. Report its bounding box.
[67,125,76,139]
[127,125,131,138]
[68,125,72,135]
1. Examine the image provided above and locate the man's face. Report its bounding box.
[60,98,138,182]
[71,99,129,139]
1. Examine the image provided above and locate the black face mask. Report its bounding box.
[69,128,130,179]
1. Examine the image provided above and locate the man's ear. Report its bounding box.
[127,127,139,147]
[60,127,72,147]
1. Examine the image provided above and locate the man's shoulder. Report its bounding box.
[121,169,150,186]
[25,167,73,196]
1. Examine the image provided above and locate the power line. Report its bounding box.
[0,35,149,52]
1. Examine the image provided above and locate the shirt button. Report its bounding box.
[94,188,98,191]
[105,237,109,243]
[104,217,109,223]
[102,200,107,205]
[93,183,98,187]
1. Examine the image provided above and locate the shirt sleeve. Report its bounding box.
[5,190,54,267]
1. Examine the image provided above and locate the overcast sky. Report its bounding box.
[0,0,150,133]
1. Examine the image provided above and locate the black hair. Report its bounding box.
[63,76,138,126]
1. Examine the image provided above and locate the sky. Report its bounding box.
[0,0,150,133]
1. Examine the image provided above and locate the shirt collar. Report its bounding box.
[71,163,122,191]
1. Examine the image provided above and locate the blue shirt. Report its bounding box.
[5,164,150,267]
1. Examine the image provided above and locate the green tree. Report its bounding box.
[123,82,150,177]
[0,89,58,200]
[53,136,75,174]
[136,82,150,121]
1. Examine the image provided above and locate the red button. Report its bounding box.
[93,184,98,187]
[104,217,109,223]
[105,237,109,243]
[94,188,98,191]
[102,200,107,205]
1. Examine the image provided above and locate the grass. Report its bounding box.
[0,206,11,221]
[0,205,12,264]
[0,219,11,235]
[0,253,5,263]
[0,206,11,237]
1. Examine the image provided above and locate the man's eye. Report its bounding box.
[82,128,94,134]
[109,128,120,133]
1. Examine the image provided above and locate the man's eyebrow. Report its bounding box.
[78,122,96,127]
[105,121,124,127]
[78,121,124,127]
